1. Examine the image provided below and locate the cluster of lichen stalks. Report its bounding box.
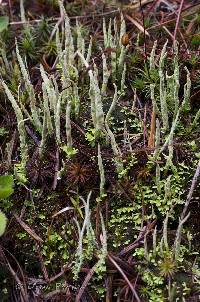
[2,0,128,190]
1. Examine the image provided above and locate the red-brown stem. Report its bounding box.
[108,254,141,302]
[173,0,185,41]
[8,0,13,20]
[139,0,150,79]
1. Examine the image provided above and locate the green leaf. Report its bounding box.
[70,197,84,219]
[0,211,7,236]
[0,175,14,199]
[195,152,200,159]
[191,35,200,46]
[0,127,9,137]
[60,145,78,158]
[0,16,9,33]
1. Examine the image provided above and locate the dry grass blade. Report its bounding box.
[126,14,150,37]
[148,108,156,148]
[9,9,120,26]
[123,0,153,9]
[52,206,74,218]
[13,213,43,243]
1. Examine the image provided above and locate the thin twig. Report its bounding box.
[25,125,40,146]
[148,107,155,148]
[139,0,150,79]
[181,159,200,220]
[163,26,174,40]
[147,3,200,31]
[122,0,153,9]
[0,246,28,302]
[119,220,156,256]
[75,264,97,302]
[173,0,185,41]
[13,213,43,243]
[2,247,28,297]
[111,254,136,275]
[8,0,13,20]
[71,121,86,135]
[43,289,69,300]
[178,28,189,54]
[145,0,160,16]
[35,243,50,282]
[108,254,141,302]
[9,9,120,26]
[174,212,190,256]
[143,104,147,146]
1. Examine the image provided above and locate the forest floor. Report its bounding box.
[0,0,200,301]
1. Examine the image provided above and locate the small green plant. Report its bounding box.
[0,211,7,236]
[0,175,14,236]
[0,16,9,33]
[60,145,78,159]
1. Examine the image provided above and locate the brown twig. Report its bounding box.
[71,120,86,135]
[139,0,150,79]
[49,266,90,283]
[119,220,157,257]
[126,14,150,37]
[173,0,185,41]
[147,3,200,31]
[8,0,13,20]
[13,213,43,243]
[106,275,113,302]
[43,289,69,300]
[0,245,28,302]
[181,159,200,220]
[163,26,174,40]
[108,254,141,302]
[122,0,153,9]
[145,0,160,16]
[25,125,40,146]
[35,243,50,282]
[1,246,28,300]
[143,104,147,146]
[75,263,97,302]
[9,9,120,27]
[178,28,189,54]
[148,107,156,148]
[111,254,136,275]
